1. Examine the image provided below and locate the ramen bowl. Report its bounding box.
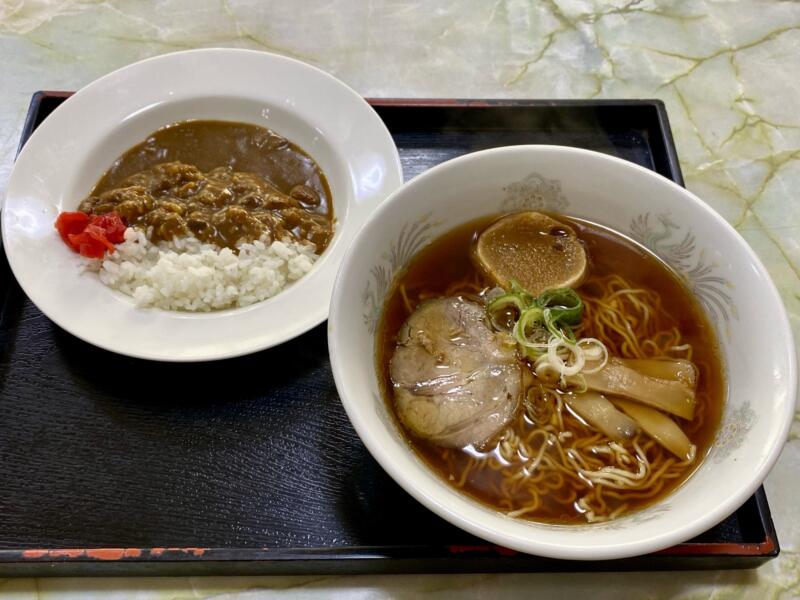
[329,145,796,560]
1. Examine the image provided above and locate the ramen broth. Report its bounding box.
[376,214,724,524]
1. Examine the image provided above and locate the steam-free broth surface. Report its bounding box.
[377,214,724,524]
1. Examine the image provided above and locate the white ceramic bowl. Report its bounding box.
[2,48,402,361]
[329,145,797,560]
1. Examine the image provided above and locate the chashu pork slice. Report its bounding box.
[390,297,521,448]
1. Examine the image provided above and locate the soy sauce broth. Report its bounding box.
[376,214,725,524]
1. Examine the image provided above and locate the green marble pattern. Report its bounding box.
[0,0,798,597]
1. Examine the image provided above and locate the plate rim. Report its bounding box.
[2,48,403,362]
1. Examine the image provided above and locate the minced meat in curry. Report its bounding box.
[78,120,333,251]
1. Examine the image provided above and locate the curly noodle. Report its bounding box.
[423,273,711,523]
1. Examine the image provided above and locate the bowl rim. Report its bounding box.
[3,48,403,361]
[329,144,797,559]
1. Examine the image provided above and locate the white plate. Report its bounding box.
[2,49,402,361]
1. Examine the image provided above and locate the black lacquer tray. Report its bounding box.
[0,93,778,576]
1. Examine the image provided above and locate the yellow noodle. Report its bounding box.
[415,273,713,523]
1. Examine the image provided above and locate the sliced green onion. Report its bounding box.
[513,306,549,355]
[509,280,536,306]
[487,293,527,331]
[563,374,588,393]
[577,338,609,374]
[485,283,585,360]
[533,354,561,384]
[536,288,582,325]
[543,307,576,343]
[547,336,585,376]
[522,344,550,361]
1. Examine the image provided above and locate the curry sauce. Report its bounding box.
[79,120,333,251]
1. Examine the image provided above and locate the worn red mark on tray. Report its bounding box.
[22,549,84,558]
[22,548,144,560]
[654,539,776,557]
[49,549,85,558]
[86,548,143,560]
[149,547,207,557]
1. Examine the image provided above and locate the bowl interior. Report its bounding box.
[329,145,796,559]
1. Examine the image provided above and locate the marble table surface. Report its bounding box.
[1,1,799,598]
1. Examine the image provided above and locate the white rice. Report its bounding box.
[90,228,317,311]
